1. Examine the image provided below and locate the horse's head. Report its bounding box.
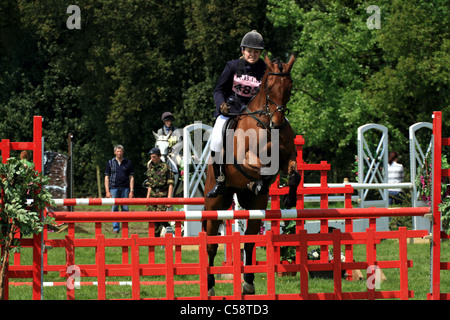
[260,54,295,129]
[153,131,170,161]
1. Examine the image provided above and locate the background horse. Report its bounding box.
[149,131,183,196]
[204,54,300,296]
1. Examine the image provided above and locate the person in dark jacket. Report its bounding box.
[105,144,135,233]
[207,30,267,198]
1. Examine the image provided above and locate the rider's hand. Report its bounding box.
[220,102,230,116]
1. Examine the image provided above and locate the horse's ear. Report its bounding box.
[153,131,159,139]
[286,54,295,72]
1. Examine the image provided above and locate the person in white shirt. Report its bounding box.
[388,151,404,205]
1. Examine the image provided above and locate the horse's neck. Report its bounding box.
[246,70,270,112]
[246,90,265,112]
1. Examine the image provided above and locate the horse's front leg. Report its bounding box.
[207,242,218,296]
[242,219,261,295]
[205,220,221,296]
[283,159,301,208]
[242,242,256,295]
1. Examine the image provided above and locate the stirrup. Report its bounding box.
[206,176,226,198]
[206,181,226,198]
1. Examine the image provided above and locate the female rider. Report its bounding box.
[207,30,267,198]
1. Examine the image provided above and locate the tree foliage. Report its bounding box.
[267,0,449,178]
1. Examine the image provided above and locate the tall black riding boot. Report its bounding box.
[206,161,226,198]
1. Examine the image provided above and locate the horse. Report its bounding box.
[204,54,300,296]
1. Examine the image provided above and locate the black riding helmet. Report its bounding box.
[161,111,174,122]
[240,30,264,50]
[148,147,161,156]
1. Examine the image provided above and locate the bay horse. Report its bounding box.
[204,54,300,296]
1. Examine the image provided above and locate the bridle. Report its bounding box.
[264,72,292,128]
[244,71,292,130]
[233,71,292,181]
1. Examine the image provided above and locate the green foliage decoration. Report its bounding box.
[415,153,450,234]
[0,157,54,299]
[280,220,296,262]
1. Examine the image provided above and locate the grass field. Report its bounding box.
[6,204,450,300]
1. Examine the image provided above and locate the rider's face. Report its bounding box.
[164,119,173,127]
[242,47,262,64]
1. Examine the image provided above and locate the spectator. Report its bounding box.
[105,145,134,234]
[20,150,33,169]
[388,151,404,205]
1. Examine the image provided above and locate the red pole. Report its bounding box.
[0,139,10,163]
[366,228,376,300]
[96,234,106,300]
[48,207,431,223]
[0,139,10,299]
[431,111,442,300]
[65,236,75,300]
[52,197,205,206]
[165,233,175,300]
[399,227,409,300]
[32,116,43,300]
[332,229,343,300]
[131,234,141,300]
[33,116,43,172]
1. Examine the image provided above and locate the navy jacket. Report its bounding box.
[213,58,266,117]
[105,158,134,189]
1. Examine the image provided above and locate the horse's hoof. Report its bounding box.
[208,287,215,296]
[282,195,296,208]
[242,282,255,295]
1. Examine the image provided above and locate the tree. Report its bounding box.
[267,0,384,179]
[267,0,450,180]
[364,0,450,141]
[2,0,446,194]
[180,0,269,126]
[0,157,54,300]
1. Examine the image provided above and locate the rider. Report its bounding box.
[206,30,267,198]
[158,112,177,135]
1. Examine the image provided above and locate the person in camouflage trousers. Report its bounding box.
[145,147,174,236]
